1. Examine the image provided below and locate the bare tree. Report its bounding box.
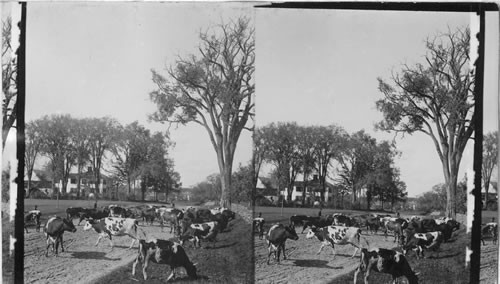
[25,121,42,197]
[482,131,498,208]
[376,27,474,218]
[2,17,17,150]
[149,17,254,207]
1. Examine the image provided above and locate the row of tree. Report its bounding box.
[25,114,180,201]
[254,123,407,210]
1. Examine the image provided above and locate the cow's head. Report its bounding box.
[285,224,299,240]
[305,227,320,239]
[83,219,96,231]
[447,219,460,231]
[62,218,77,233]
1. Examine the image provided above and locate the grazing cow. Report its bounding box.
[353,248,419,284]
[83,217,141,249]
[402,231,443,259]
[301,217,334,234]
[403,218,438,244]
[221,209,236,221]
[253,218,265,239]
[44,216,77,257]
[132,239,198,281]
[481,223,498,245]
[179,221,219,248]
[266,223,299,264]
[306,226,367,257]
[384,220,407,244]
[195,209,213,222]
[24,211,42,233]
[78,208,110,225]
[66,207,85,220]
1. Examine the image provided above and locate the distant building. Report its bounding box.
[280,175,335,204]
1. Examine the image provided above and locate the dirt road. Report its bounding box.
[24,219,175,284]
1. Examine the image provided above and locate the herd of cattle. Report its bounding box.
[24,204,238,281]
[253,212,499,283]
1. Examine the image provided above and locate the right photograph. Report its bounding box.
[252,7,498,284]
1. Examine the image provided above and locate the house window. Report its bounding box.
[70,178,76,184]
[296,187,302,192]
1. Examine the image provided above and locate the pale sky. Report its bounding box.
[25,2,255,187]
[255,9,498,197]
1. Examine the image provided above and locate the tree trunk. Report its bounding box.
[219,157,233,208]
[446,172,458,219]
[484,182,490,209]
[141,176,147,201]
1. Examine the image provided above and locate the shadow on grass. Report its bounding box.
[70,251,121,261]
[293,259,343,269]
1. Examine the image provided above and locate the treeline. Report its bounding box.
[254,122,407,210]
[25,114,180,201]
[415,178,468,214]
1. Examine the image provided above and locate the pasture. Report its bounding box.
[254,206,469,284]
[23,199,252,283]
[480,210,499,283]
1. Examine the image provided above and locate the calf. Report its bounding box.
[253,217,265,239]
[44,216,77,257]
[353,248,419,284]
[83,217,141,249]
[132,239,197,281]
[306,226,367,257]
[266,223,299,264]
[179,221,219,248]
[403,231,443,259]
[24,211,42,233]
[481,223,498,245]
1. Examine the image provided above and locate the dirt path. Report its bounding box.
[480,240,499,284]
[254,229,400,284]
[24,220,175,284]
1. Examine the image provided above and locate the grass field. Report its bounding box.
[254,206,470,284]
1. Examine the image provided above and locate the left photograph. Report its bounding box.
[14,2,254,283]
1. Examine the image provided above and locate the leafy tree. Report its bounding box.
[252,128,267,206]
[416,183,448,214]
[191,173,221,203]
[376,27,474,218]
[482,131,498,206]
[2,17,17,151]
[37,114,76,193]
[149,17,255,208]
[231,162,253,203]
[25,121,42,197]
[71,118,92,198]
[336,130,378,207]
[87,117,119,198]
[2,162,11,202]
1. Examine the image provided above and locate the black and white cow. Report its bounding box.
[83,217,141,249]
[109,206,132,218]
[333,214,353,227]
[44,216,77,257]
[266,223,299,265]
[481,222,498,245]
[179,221,220,249]
[353,248,419,284]
[253,217,265,239]
[132,239,198,281]
[402,231,443,259]
[66,207,85,220]
[305,225,367,257]
[24,210,42,233]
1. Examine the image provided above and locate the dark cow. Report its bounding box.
[210,213,229,232]
[384,220,407,244]
[266,223,299,264]
[353,248,419,284]
[109,206,132,218]
[301,217,334,234]
[78,208,110,225]
[221,209,236,221]
[195,209,213,221]
[159,209,184,235]
[83,217,141,249]
[402,231,443,259]
[179,221,219,248]
[333,214,352,227]
[142,208,157,225]
[253,217,265,239]
[66,207,85,220]
[289,215,318,227]
[132,239,197,281]
[481,222,498,245]
[44,216,77,257]
[24,210,42,233]
[306,226,367,257]
[352,215,380,234]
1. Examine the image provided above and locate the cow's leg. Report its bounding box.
[353,265,362,284]
[331,244,337,258]
[481,237,485,246]
[132,253,141,276]
[54,236,60,256]
[95,235,103,246]
[276,244,282,264]
[364,261,375,284]
[108,234,114,248]
[142,251,152,280]
[129,236,137,249]
[60,235,65,252]
[351,245,359,258]
[282,242,287,260]
[267,244,273,265]
[45,236,52,257]
[317,242,326,255]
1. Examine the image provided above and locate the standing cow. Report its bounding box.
[266,223,299,265]
[253,218,265,239]
[132,239,198,281]
[402,231,443,259]
[44,216,77,257]
[179,221,220,249]
[306,225,368,257]
[24,210,42,233]
[83,217,142,249]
